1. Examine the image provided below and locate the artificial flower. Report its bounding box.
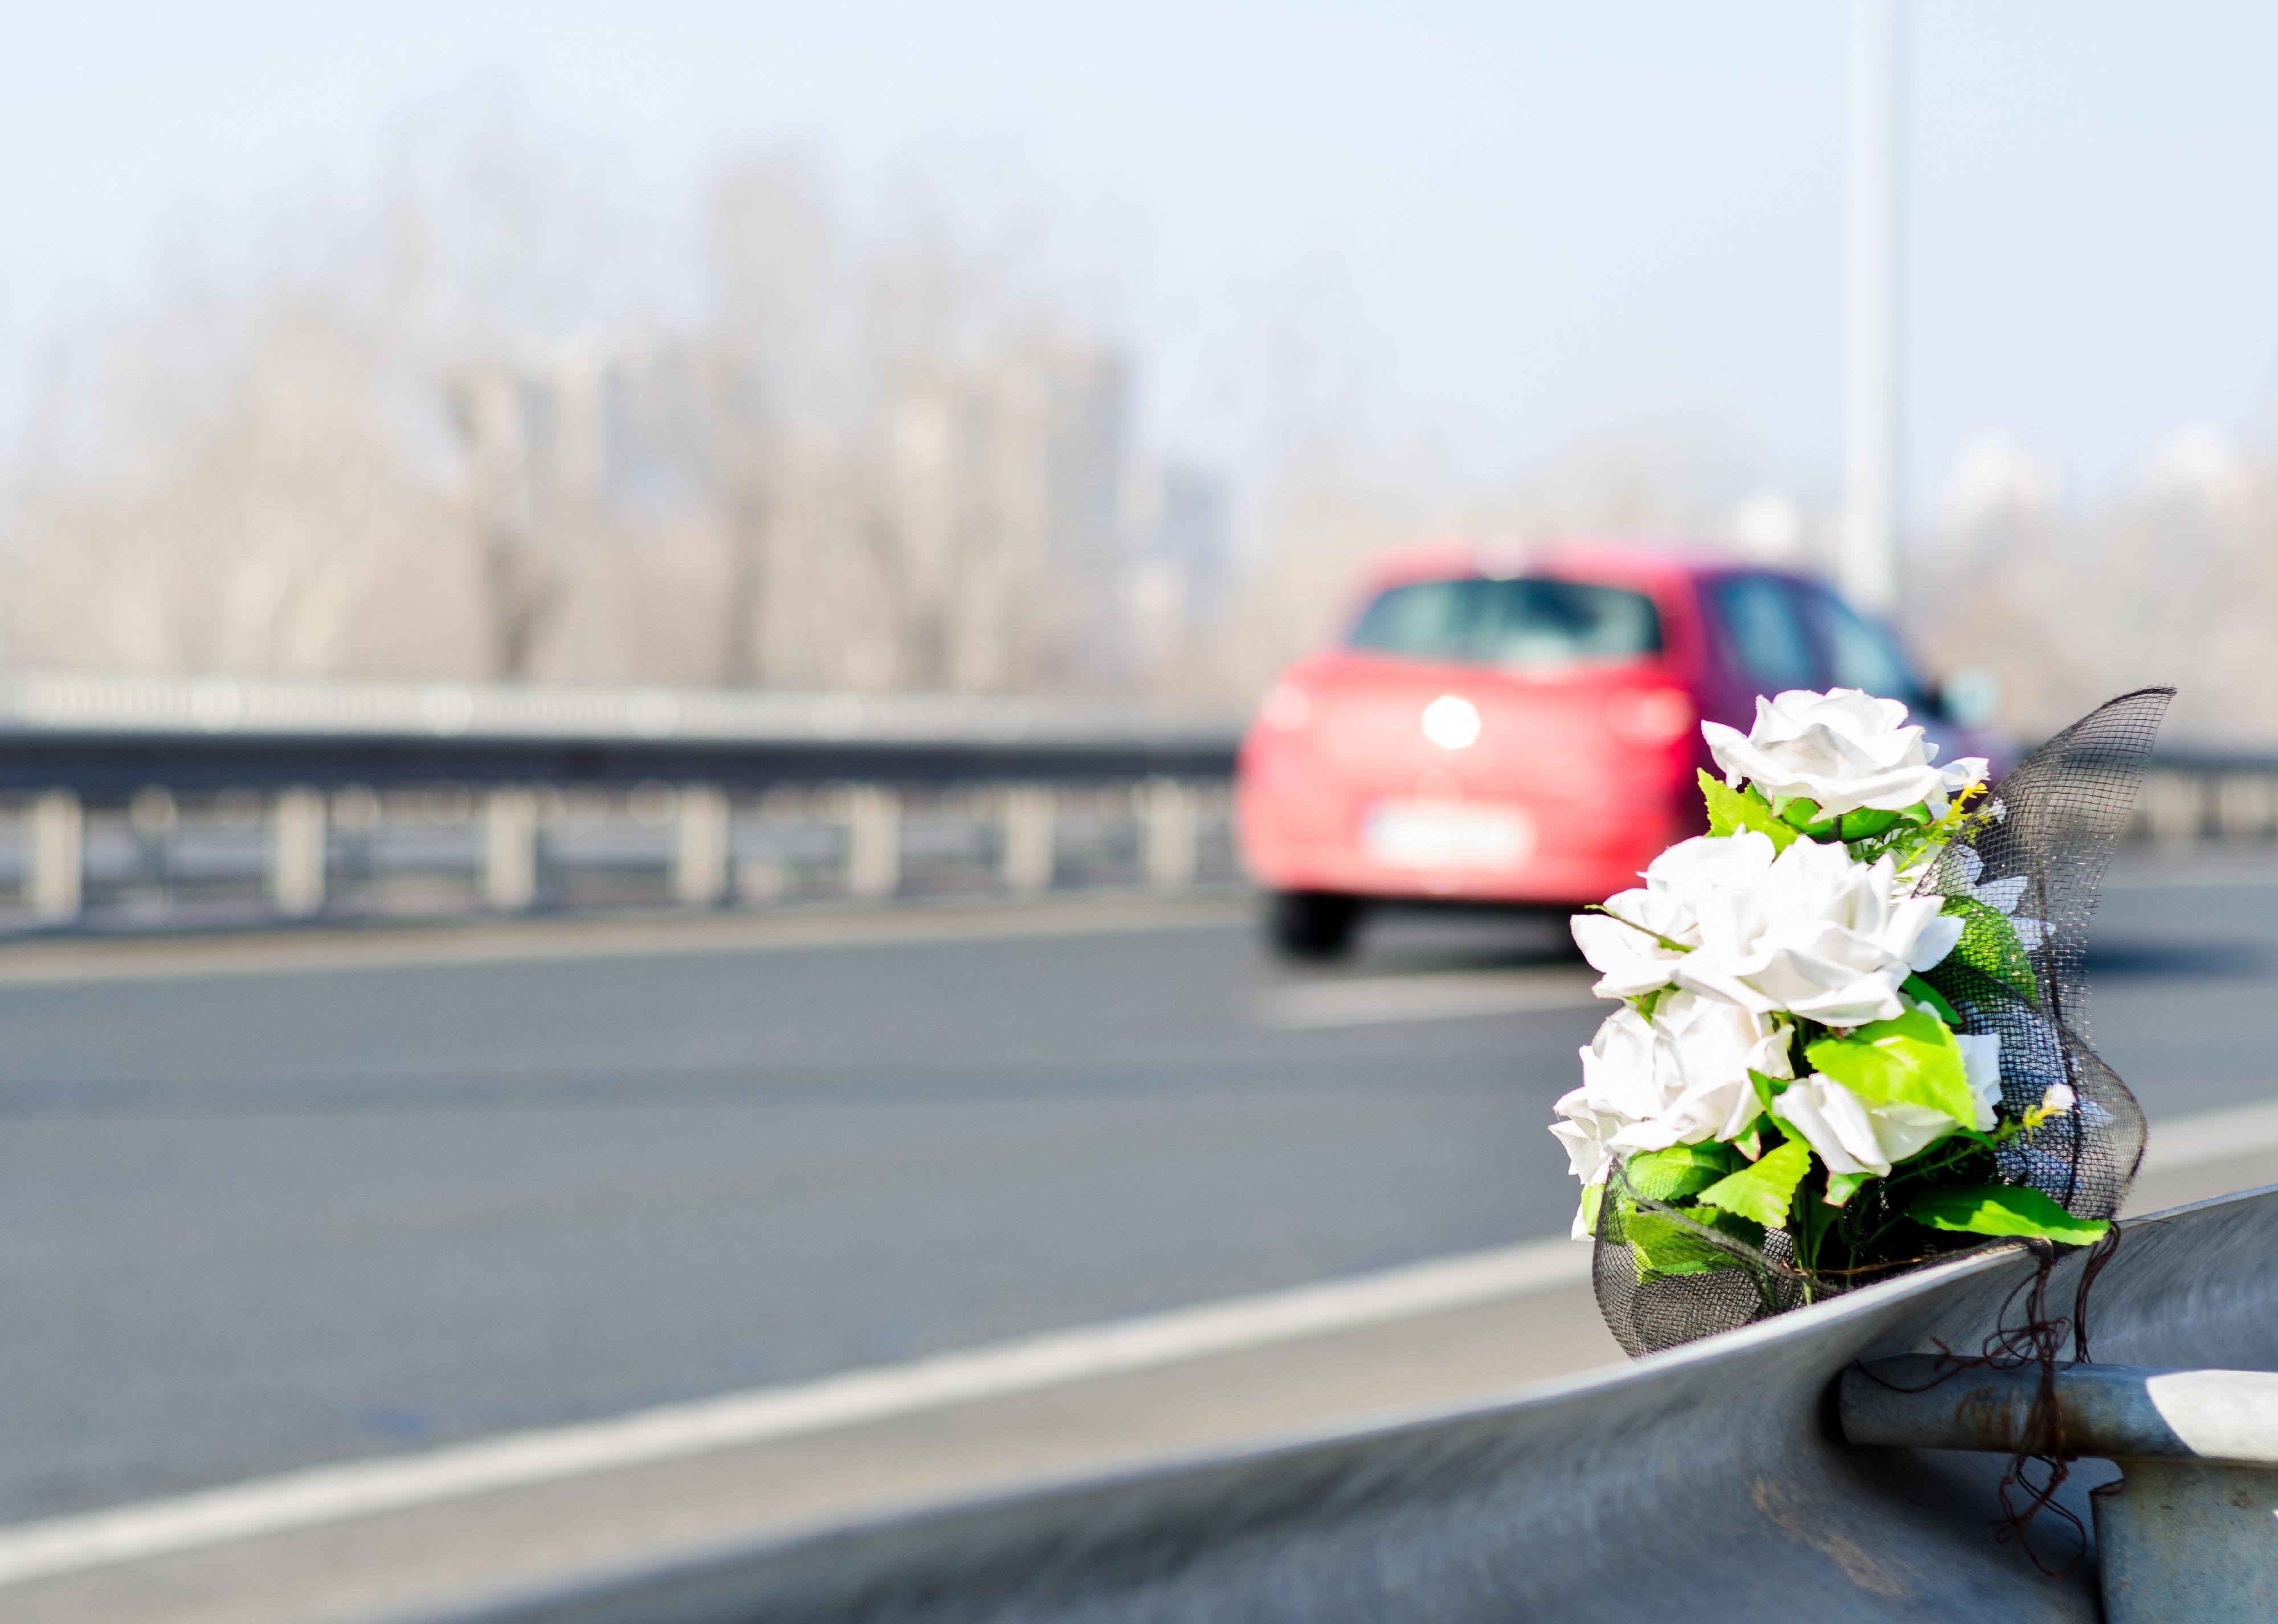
[1701,687,1987,818]
[1671,837,1963,1026]
[1605,991,1794,1153]
[1947,845,2049,951]
[1571,832,1779,999]
[1571,886,1699,998]
[1571,1004,1663,1127]
[1549,997,1795,1184]
[1955,1030,2003,1132]
[1549,1088,1625,1230]
[1773,1073,1959,1178]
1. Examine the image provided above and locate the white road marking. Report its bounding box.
[1255,968,1601,1029]
[0,1237,1593,1588]
[4,1083,2272,1589]
[0,896,1250,989]
[2139,1097,2278,1172]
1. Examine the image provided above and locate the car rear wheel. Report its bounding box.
[1266,891,1363,961]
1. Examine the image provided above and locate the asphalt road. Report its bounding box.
[0,850,2270,1528]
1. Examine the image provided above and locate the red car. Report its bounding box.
[1236,540,1995,959]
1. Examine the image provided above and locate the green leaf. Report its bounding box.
[1901,973,1960,1025]
[1828,807,1905,840]
[1905,1185,2109,1246]
[1937,895,2040,999]
[1824,1169,1873,1208]
[1623,1142,1738,1202]
[1766,795,1909,844]
[1624,1203,1764,1280]
[1806,1007,1977,1127]
[1576,1181,1605,1239]
[1748,1068,1784,1113]
[1692,1139,1812,1226]
[1699,770,1799,850]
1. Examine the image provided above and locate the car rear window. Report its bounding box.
[1803,585,1933,710]
[1708,573,1819,692]
[1345,577,1661,669]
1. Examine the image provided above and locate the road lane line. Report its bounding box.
[0,1238,1593,1587]
[0,896,1250,989]
[1255,968,1601,1029]
[6,1090,2269,1588]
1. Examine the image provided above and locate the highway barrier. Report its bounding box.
[0,670,2267,931]
[426,1183,2278,1624]
[0,673,1243,928]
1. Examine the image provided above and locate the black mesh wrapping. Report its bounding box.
[1591,689,2174,1359]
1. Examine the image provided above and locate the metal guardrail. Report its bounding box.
[2134,758,2278,842]
[423,1184,2278,1624]
[0,671,2270,931]
[0,674,1246,930]
[1842,1357,2278,1620]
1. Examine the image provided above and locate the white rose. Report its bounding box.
[1672,837,1964,1027]
[1552,996,1795,1179]
[1607,990,1795,1154]
[1571,886,1699,999]
[1549,1088,1624,1235]
[1571,830,1782,999]
[1572,1003,1663,1125]
[1645,829,1781,897]
[1774,1073,1959,1178]
[1553,1009,1656,1230]
[1955,1030,2002,1132]
[1701,687,1987,818]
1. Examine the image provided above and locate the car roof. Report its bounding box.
[1352,537,1801,594]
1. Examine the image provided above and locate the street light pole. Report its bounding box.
[1842,0,1902,612]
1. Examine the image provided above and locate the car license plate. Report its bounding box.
[1362,801,1533,871]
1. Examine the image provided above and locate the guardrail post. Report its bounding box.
[484,789,541,912]
[128,787,175,893]
[1001,785,1056,895]
[673,784,731,907]
[28,790,83,925]
[2146,772,2203,846]
[1843,1357,2278,1623]
[1141,777,1198,890]
[844,786,900,900]
[268,786,328,920]
[2216,773,2276,840]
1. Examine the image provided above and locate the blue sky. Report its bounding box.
[3,0,2274,513]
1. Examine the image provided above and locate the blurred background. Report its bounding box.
[5,5,2278,1622]
[5,2,2275,732]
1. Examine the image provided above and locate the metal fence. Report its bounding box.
[0,674,1245,932]
[0,671,2269,933]
[428,1184,2278,1624]
[2133,757,2278,843]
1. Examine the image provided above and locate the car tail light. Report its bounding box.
[1606,687,1693,747]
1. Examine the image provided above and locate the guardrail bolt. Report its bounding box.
[1842,1357,2278,1622]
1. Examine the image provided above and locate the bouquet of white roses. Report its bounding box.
[1553,685,2171,1356]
